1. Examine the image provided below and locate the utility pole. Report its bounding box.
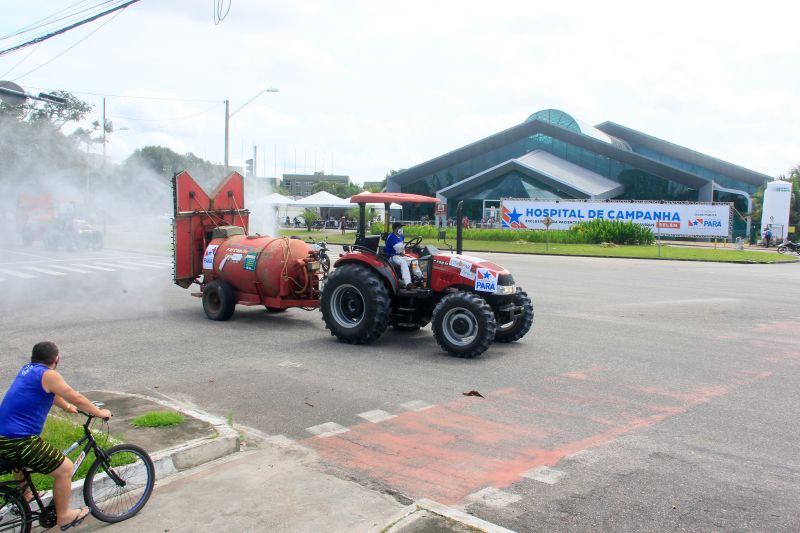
[224,88,278,176]
[223,99,230,175]
[102,98,107,167]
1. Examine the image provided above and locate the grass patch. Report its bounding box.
[131,411,185,428]
[0,415,121,491]
[278,230,797,263]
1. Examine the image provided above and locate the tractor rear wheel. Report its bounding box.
[202,280,236,321]
[432,292,496,358]
[321,263,391,345]
[494,289,534,343]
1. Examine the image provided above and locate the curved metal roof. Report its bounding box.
[527,109,631,150]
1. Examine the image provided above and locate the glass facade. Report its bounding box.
[395,109,764,238]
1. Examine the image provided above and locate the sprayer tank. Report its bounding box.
[204,234,317,299]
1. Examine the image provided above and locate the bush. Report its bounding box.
[570,219,654,245]
[402,219,653,245]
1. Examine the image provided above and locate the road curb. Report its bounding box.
[63,390,240,507]
[374,498,516,533]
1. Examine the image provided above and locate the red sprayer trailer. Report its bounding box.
[172,171,322,319]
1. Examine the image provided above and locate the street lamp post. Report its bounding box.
[224,87,278,174]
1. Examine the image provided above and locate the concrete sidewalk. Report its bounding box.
[71,391,513,533]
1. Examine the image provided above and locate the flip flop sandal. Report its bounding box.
[59,507,89,531]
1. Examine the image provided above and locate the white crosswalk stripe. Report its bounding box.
[93,262,142,270]
[138,260,171,267]
[71,263,117,272]
[0,269,36,279]
[24,266,66,276]
[128,262,165,269]
[49,265,92,274]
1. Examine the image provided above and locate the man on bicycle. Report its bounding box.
[0,341,112,531]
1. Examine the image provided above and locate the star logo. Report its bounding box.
[507,208,522,225]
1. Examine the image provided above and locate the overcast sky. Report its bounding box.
[2,0,798,184]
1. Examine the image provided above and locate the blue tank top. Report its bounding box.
[0,363,55,438]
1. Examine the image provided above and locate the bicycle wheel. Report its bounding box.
[83,444,155,523]
[0,487,31,533]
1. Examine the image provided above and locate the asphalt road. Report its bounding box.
[1,242,798,532]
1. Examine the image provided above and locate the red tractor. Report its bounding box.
[172,171,322,319]
[320,194,534,357]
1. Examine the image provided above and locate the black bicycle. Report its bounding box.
[0,406,155,532]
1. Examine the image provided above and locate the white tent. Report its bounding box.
[293,190,350,208]
[261,192,295,205]
[248,193,296,235]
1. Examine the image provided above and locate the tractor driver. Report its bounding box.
[385,222,420,289]
[0,341,112,531]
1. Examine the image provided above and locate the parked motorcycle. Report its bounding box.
[776,240,800,255]
[308,237,330,275]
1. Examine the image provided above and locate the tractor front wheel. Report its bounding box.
[202,280,236,321]
[494,289,534,343]
[432,292,496,358]
[321,263,391,345]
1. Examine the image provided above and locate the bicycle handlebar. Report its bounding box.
[77,401,110,422]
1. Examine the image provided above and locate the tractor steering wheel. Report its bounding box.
[405,236,423,252]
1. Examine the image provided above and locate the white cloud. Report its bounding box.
[2,0,799,181]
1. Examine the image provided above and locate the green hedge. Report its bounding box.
[402,219,654,245]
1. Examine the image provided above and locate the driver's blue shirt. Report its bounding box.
[385,232,403,257]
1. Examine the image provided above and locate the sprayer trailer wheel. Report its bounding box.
[203,279,236,321]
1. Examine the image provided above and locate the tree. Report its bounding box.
[21,90,93,128]
[302,208,319,231]
[0,90,94,191]
[123,146,225,189]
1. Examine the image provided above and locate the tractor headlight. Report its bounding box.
[307,261,320,271]
[494,285,515,296]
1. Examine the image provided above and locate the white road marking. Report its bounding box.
[127,262,164,269]
[522,466,565,485]
[358,410,397,423]
[401,400,434,412]
[466,487,522,508]
[24,266,65,276]
[48,265,92,274]
[138,260,172,266]
[94,262,142,270]
[0,269,36,279]
[71,263,116,272]
[278,361,304,368]
[305,422,349,438]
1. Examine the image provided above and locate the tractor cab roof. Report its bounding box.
[349,192,438,205]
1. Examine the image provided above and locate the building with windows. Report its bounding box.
[387,109,771,237]
[283,172,350,197]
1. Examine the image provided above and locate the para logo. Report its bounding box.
[202,244,219,269]
[688,218,703,227]
[474,268,497,292]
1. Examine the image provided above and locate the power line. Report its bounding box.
[0,0,140,58]
[0,42,42,79]
[25,87,221,103]
[1,1,119,42]
[110,102,224,122]
[214,0,232,25]
[11,9,124,82]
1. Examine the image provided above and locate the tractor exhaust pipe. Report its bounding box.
[456,201,463,255]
